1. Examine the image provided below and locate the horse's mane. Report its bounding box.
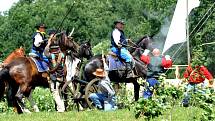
[3,47,25,65]
[68,37,80,51]
[135,36,149,45]
[89,54,102,61]
[129,36,150,54]
[57,32,79,53]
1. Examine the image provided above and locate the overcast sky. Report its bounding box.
[0,0,19,12]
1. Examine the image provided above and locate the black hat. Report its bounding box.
[35,23,47,29]
[114,20,125,25]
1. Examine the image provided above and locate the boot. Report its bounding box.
[125,62,135,78]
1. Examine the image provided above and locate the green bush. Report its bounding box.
[0,87,55,113]
[31,88,55,112]
[134,76,184,119]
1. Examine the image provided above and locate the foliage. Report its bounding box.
[31,88,55,112]
[191,45,208,66]
[92,40,110,55]
[0,88,55,113]
[188,87,215,121]
[134,76,184,119]
[114,83,135,110]
[0,0,214,74]
[0,0,176,57]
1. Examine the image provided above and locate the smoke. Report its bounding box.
[142,9,172,51]
[153,18,171,51]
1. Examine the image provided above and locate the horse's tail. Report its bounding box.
[0,68,16,107]
[0,68,10,100]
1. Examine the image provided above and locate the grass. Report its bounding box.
[0,106,204,121]
[0,109,141,121]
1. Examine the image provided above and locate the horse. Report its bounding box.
[0,32,93,114]
[83,36,152,101]
[0,47,26,107]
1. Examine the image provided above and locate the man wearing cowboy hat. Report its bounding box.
[89,69,117,110]
[110,20,134,78]
[29,23,49,63]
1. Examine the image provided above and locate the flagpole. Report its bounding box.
[186,0,191,65]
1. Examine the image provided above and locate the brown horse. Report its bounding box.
[0,32,93,113]
[0,47,25,101]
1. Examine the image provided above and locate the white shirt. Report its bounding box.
[34,33,44,47]
[112,29,121,46]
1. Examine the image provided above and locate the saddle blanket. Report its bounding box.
[31,57,49,72]
[107,55,125,71]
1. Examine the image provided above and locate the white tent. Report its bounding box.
[162,0,200,54]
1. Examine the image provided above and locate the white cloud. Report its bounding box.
[0,0,19,12]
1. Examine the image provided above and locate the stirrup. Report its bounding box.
[29,53,39,58]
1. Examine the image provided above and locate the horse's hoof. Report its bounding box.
[33,105,40,112]
[23,109,31,113]
[57,110,65,113]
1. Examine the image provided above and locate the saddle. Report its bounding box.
[30,57,49,72]
[107,52,136,78]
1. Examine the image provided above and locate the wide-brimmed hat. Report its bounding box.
[93,69,106,77]
[35,23,47,29]
[114,20,125,25]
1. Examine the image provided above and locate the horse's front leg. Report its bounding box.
[133,80,140,101]
[27,89,39,112]
[15,85,31,113]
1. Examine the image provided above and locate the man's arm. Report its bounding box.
[140,49,150,64]
[112,29,121,47]
[200,66,213,85]
[44,39,52,57]
[34,34,45,47]
[161,55,173,68]
[99,79,115,97]
[200,66,213,80]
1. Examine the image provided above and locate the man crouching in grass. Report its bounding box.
[89,69,117,111]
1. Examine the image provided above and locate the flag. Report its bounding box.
[162,0,200,54]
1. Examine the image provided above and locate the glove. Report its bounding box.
[117,43,122,48]
[142,49,150,56]
[208,79,214,87]
[127,38,131,43]
[165,55,171,60]
[140,54,150,64]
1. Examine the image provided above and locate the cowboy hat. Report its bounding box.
[35,23,47,29]
[93,69,106,77]
[114,20,125,25]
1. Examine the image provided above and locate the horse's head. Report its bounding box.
[79,41,93,60]
[137,36,153,50]
[54,32,92,59]
[55,32,79,53]
[14,47,25,57]
[131,36,153,57]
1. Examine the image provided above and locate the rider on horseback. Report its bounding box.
[29,23,49,63]
[110,20,134,78]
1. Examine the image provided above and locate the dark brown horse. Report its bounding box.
[0,32,93,113]
[83,36,152,101]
